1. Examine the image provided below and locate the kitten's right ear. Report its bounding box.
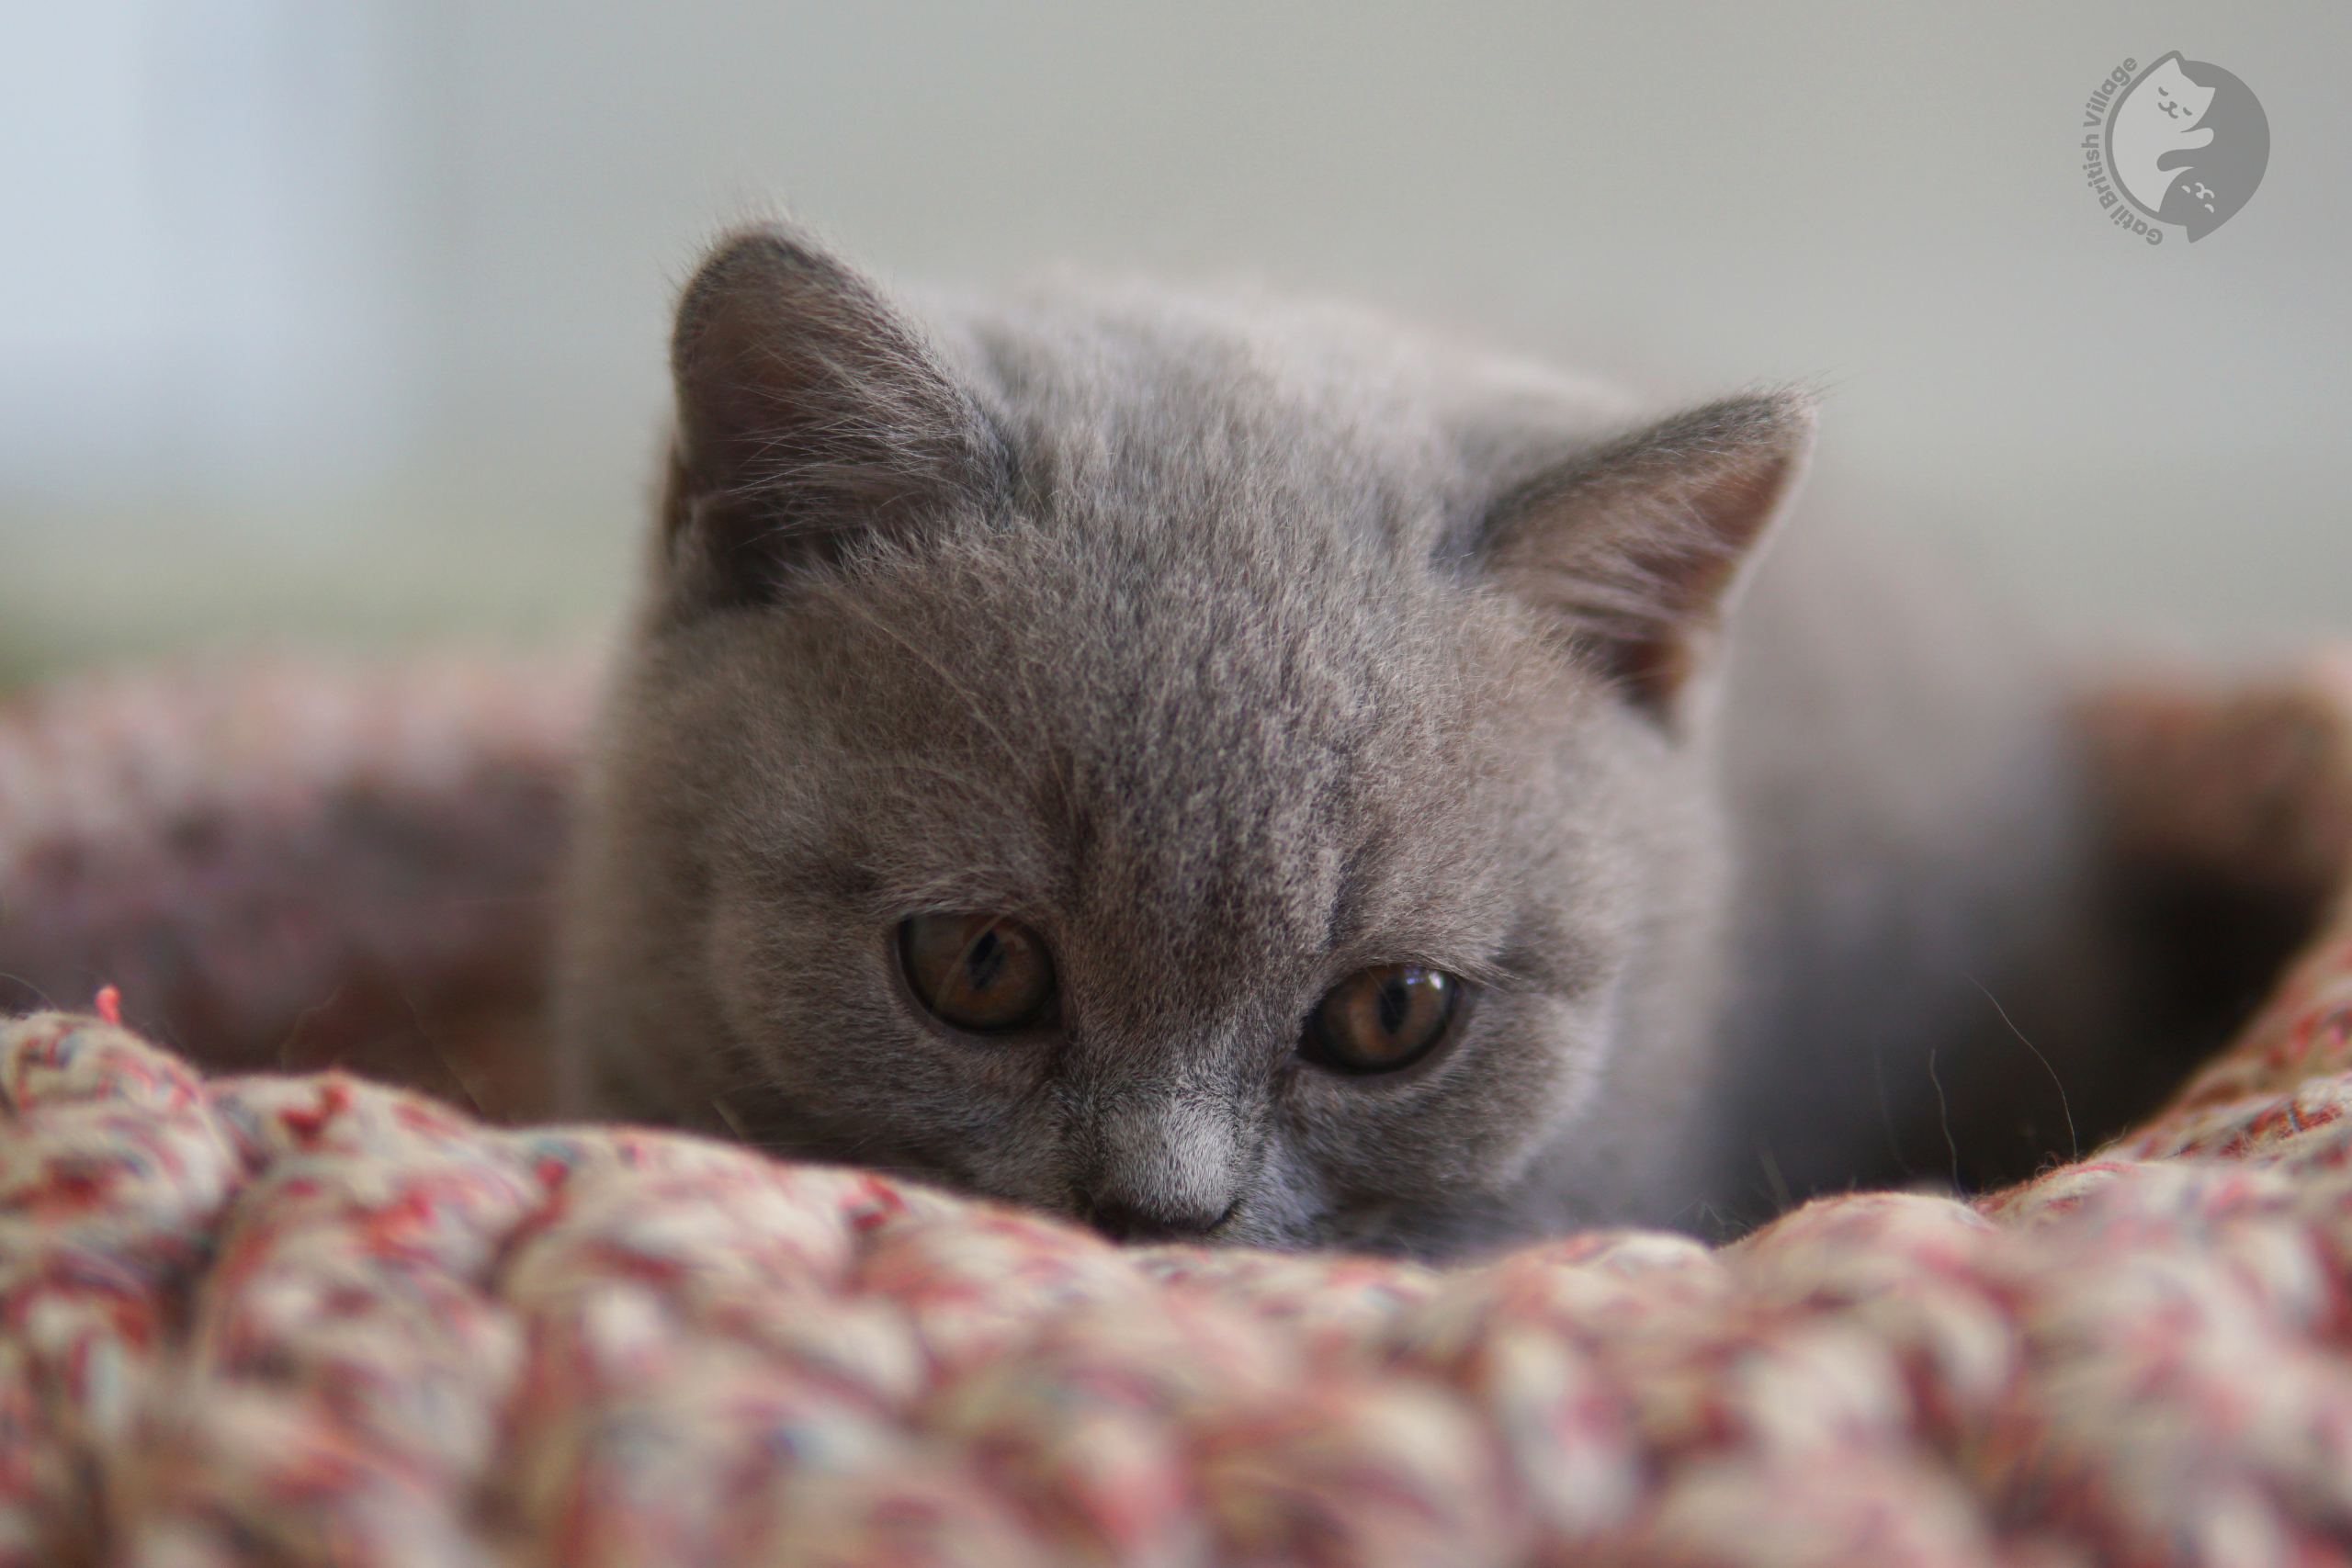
[660,223,999,614]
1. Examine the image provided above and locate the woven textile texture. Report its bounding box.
[8,653,2352,1567]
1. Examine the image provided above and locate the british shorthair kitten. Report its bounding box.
[548,222,2145,1256]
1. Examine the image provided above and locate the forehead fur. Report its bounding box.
[923,280,1635,558]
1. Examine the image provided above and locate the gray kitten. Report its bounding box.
[548,223,2142,1255]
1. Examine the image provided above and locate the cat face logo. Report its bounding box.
[2104,53,2269,241]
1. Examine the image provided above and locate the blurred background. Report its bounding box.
[2,1,2344,688]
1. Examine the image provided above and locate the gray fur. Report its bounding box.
[548,223,2115,1256]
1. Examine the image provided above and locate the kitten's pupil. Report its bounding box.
[963,931,1003,991]
[899,912,1056,1033]
[1306,964,1461,1074]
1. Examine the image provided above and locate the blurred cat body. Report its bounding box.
[549,225,2091,1256]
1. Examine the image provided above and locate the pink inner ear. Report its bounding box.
[1608,448,1804,709]
[1480,391,1814,718]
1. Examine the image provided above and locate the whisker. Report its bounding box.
[1926,1048,1961,1190]
[0,973,58,1012]
[1755,1142,1793,1215]
[707,1094,752,1141]
[1962,971,2078,1163]
[401,988,490,1119]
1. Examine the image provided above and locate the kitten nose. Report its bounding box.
[1082,1195,1233,1244]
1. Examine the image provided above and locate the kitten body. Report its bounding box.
[549,227,2101,1254]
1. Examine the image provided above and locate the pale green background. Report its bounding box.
[2,2,2345,687]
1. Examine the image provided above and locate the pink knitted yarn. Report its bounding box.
[9,653,2352,1565]
[6,942,2352,1567]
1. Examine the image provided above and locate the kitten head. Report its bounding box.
[552,223,1812,1257]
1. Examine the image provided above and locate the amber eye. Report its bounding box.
[899,913,1057,1033]
[1304,964,1462,1074]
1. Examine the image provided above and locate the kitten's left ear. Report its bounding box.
[1475,390,1815,720]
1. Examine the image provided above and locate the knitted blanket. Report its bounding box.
[7,653,2352,1567]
